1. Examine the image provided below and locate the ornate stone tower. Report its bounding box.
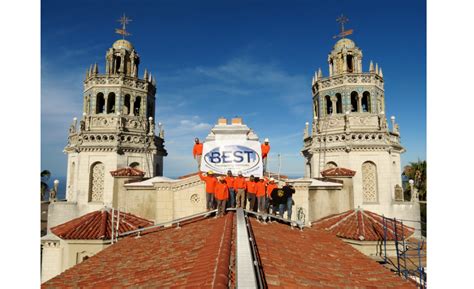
[301,18,417,221]
[63,18,167,210]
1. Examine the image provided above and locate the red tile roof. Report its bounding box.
[43,213,234,288]
[250,219,415,288]
[50,209,154,240]
[110,167,145,177]
[312,208,415,241]
[321,167,356,177]
[44,212,415,288]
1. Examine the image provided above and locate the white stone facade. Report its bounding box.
[41,234,109,283]
[48,38,167,230]
[302,37,420,227]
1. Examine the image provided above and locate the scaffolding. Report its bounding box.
[382,216,427,288]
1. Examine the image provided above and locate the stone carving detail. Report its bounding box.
[90,162,105,202]
[109,78,120,84]
[190,193,200,204]
[362,162,377,202]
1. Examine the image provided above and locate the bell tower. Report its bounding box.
[63,15,167,210]
[302,16,417,222]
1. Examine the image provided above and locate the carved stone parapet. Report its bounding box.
[315,73,384,93]
[84,75,155,94]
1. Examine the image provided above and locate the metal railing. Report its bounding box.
[118,209,217,238]
[382,216,427,288]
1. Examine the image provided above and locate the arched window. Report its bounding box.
[362,161,378,203]
[134,96,141,116]
[96,93,105,114]
[347,55,354,73]
[107,93,115,114]
[350,91,358,112]
[336,93,343,114]
[115,56,121,73]
[89,162,105,202]
[362,91,371,112]
[325,95,332,115]
[325,161,338,169]
[123,94,131,115]
[130,162,140,169]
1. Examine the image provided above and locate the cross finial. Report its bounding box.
[336,14,349,34]
[333,14,353,39]
[115,13,132,39]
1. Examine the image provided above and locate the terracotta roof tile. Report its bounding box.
[110,167,145,177]
[250,218,415,288]
[312,208,415,241]
[50,209,153,240]
[43,213,234,288]
[321,167,356,177]
[44,212,415,288]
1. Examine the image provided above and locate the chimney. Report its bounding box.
[218,117,227,125]
[231,117,242,125]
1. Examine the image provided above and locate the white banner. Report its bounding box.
[200,140,263,177]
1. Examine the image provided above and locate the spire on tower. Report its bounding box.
[379,67,383,78]
[93,63,98,75]
[375,63,379,75]
[314,71,318,82]
[369,61,374,72]
[333,14,354,39]
[143,69,148,80]
[318,67,323,78]
[115,13,132,39]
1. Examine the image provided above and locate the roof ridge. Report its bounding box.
[312,210,352,225]
[328,210,357,230]
[211,214,232,288]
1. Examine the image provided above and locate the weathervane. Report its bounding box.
[333,14,353,39]
[115,13,132,39]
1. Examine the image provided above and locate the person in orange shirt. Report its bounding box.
[261,138,270,173]
[214,177,229,217]
[234,171,247,208]
[265,178,278,214]
[199,171,217,210]
[193,138,203,169]
[256,178,267,213]
[246,175,257,212]
[224,170,235,208]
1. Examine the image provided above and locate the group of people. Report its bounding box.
[193,137,271,172]
[198,170,295,219]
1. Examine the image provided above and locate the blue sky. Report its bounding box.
[41,0,426,179]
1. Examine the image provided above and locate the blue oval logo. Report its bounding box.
[204,145,261,172]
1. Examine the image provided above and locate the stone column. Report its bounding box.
[357,96,362,112]
[329,63,333,77]
[130,97,135,116]
[104,96,108,114]
[330,96,337,115]
[343,55,347,73]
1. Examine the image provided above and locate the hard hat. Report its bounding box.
[208,171,213,175]
[270,178,275,182]
[264,138,269,142]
